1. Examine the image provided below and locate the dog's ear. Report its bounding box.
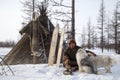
[79,49,81,51]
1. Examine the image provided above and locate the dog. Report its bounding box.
[89,54,112,73]
[76,48,97,74]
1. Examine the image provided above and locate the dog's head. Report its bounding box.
[77,48,88,57]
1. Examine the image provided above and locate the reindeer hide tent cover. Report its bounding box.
[3,15,55,65]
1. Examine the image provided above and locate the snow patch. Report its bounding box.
[0,48,120,80]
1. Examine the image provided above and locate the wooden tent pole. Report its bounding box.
[41,34,47,63]
[32,12,38,64]
[31,0,39,64]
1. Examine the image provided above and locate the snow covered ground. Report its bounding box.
[0,48,120,80]
[0,47,11,58]
[0,47,12,55]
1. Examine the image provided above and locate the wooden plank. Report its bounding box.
[56,26,66,68]
[48,25,59,66]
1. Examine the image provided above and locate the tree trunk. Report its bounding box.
[72,0,75,40]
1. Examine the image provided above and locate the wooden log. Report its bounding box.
[31,12,39,64]
[56,26,66,68]
[48,25,59,66]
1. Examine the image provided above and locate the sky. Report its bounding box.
[0,0,118,42]
[0,0,22,42]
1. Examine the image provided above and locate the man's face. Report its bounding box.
[69,43,75,49]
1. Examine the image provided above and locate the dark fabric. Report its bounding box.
[63,57,78,71]
[63,46,81,70]
[63,58,71,71]
[64,46,81,62]
[68,61,78,66]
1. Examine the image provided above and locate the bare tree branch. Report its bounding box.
[54,18,71,22]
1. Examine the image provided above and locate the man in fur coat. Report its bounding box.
[63,39,96,75]
[63,39,81,75]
